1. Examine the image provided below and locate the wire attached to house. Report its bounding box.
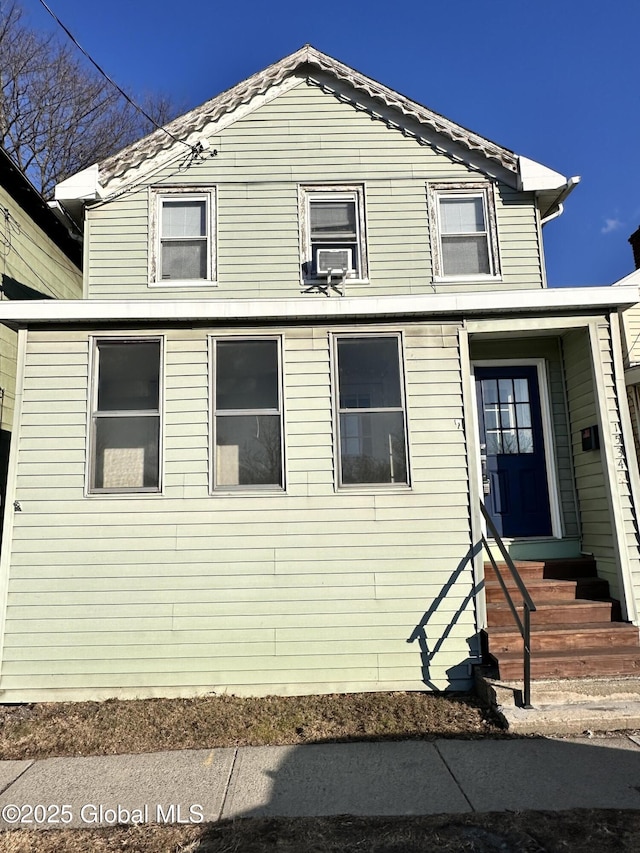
[36,0,199,154]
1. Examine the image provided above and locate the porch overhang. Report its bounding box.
[0,286,636,330]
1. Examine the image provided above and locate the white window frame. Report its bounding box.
[299,184,368,284]
[149,187,217,286]
[87,335,164,496]
[428,182,501,281]
[210,335,286,493]
[331,332,410,490]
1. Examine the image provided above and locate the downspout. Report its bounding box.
[540,176,581,224]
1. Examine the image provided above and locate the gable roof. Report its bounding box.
[98,45,520,186]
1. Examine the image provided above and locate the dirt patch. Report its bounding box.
[0,692,503,760]
[1,810,639,852]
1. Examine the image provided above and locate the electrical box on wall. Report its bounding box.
[581,424,600,451]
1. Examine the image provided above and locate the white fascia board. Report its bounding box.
[55,164,103,202]
[518,156,568,192]
[0,287,637,328]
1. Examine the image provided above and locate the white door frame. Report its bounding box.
[471,358,563,540]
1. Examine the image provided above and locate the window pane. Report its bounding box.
[162,200,206,237]
[518,429,534,453]
[310,200,357,240]
[97,341,160,411]
[338,338,402,408]
[161,240,207,280]
[501,429,519,454]
[441,235,490,276]
[340,411,407,484]
[440,197,485,234]
[516,403,532,428]
[513,378,529,402]
[481,379,498,405]
[216,340,279,410]
[486,430,502,455]
[94,416,159,489]
[500,404,515,429]
[216,415,282,486]
[498,379,514,404]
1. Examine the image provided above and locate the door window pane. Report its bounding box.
[481,374,535,455]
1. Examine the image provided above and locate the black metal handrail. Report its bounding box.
[479,501,537,708]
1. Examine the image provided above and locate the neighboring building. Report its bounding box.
[0,148,82,539]
[615,228,640,459]
[0,46,639,702]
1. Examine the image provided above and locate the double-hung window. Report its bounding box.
[89,338,162,493]
[150,188,215,284]
[429,183,500,279]
[300,185,367,281]
[334,335,409,486]
[213,338,284,489]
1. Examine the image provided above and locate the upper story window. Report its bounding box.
[150,188,216,285]
[212,337,284,490]
[300,185,368,282]
[88,338,162,493]
[333,334,409,487]
[428,183,500,280]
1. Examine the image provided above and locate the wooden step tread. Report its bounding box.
[487,621,638,636]
[488,598,614,610]
[495,647,640,680]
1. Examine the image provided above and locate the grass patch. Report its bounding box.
[1,811,640,852]
[0,692,501,760]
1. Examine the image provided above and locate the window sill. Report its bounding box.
[85,490,164,498]
[210,487,286,497]
[302,278,370,288]
[336,484,412,494]
[433,275,502,284]
[148,280,219,288]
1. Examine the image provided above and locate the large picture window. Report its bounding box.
[213,338,284,489]
[334,335,409,486]
[89,338,162,493]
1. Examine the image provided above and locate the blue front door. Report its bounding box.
[475,365,552,538]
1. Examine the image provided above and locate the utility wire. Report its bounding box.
[36,0,197,153]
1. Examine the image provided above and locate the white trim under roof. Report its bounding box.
[612,268,640,287]
[0,287,636,328]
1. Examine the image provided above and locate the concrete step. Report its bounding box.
[475,670,640,735]
[486,622,640,654]
[487,599,613,627]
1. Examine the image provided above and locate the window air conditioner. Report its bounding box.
[316,248,352,276]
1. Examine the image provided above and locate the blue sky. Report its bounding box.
[24,0,640,286]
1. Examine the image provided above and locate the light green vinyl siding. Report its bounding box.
[87,79,543,301]
[0,322,478,701]
[469,337,578,538]
[0,184,82,431]
[562,325,623,596]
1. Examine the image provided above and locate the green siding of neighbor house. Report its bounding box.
[86,79,543,301]
[620,306,640,367]
[0,322,479,701]
[0,183,81,432]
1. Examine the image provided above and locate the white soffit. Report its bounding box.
[55,164,103,202]
[518,156,568,192]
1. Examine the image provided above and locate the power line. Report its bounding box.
[36,0,197,154]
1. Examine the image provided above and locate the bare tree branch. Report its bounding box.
[0,0,176,197]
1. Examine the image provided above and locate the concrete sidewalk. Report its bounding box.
[1,736,640,828]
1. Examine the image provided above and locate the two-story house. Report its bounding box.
[0,148,82,545]
[0,46,638,702]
